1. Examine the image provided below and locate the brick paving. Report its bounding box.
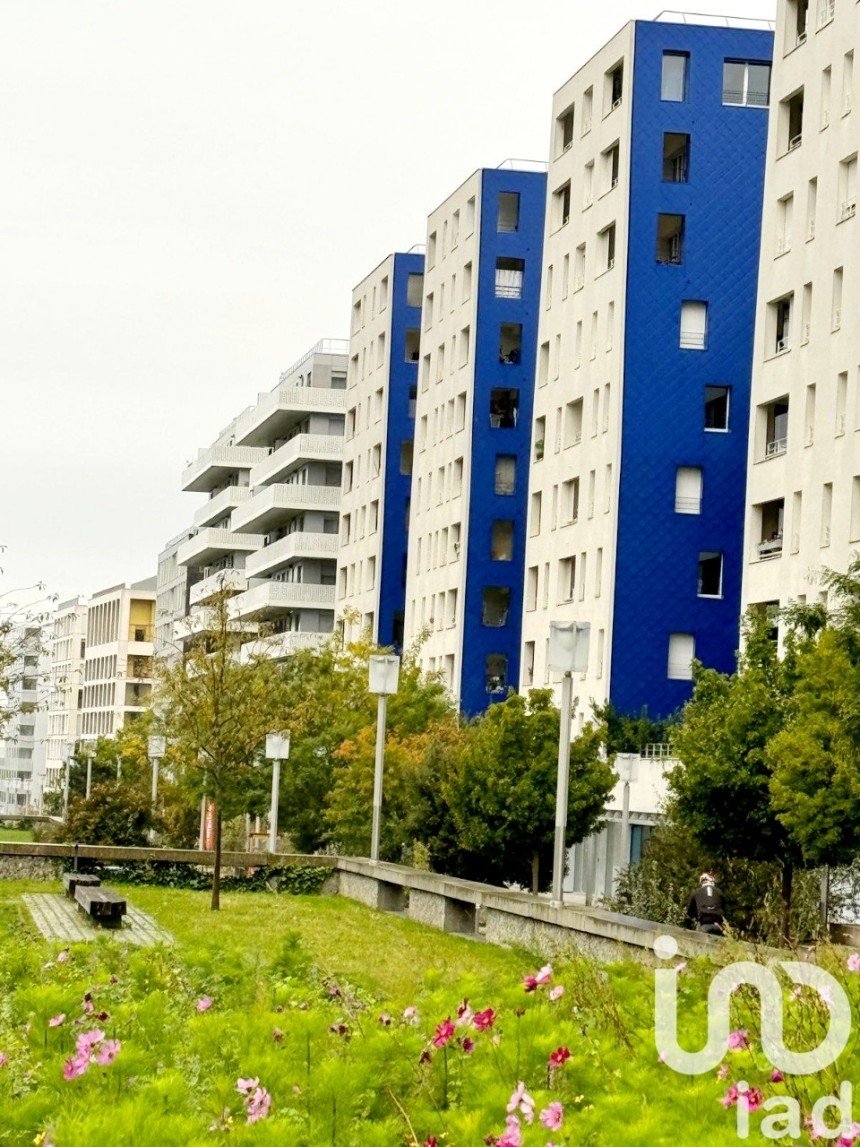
[23,894,174,947]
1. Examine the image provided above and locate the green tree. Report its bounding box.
[444,691,614,892]
[61,779,155,845]
[155,589,290,909]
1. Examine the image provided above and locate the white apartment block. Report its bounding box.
[45,597,87,792]
[742,0,859,616]
[79,579,156,740]
[0,625,49,813]
[178,340,347,659]
[155,528,195,662]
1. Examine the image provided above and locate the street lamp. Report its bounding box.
[265,732,291,854]
[548,620,590,906]
[615,753,639,875]
[62,741,74,822]
[78,742,94,801]
[147,735,166,810]
[368,654,400,863]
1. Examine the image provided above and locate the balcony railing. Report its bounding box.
[249,433,344,488]
[231,386,347,446]
[177,528,264,568]
[230,581,337,619]
[182,445,270,493]
[193,485,251,529]
[758,536,784,560]
[245,532,339,579]
[238,630,330,663]
[765,437,787,458]
[189,568,248,606]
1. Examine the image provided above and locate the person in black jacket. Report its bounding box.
[686,873,724,935]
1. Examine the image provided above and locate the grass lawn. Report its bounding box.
[0,878,852,1145]
[0,827,34,842]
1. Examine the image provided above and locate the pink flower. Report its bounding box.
[196,996,213,1013]
[497,1114,523,1147]
[548,984,565,1001]
[744,1088,765,1112]
[94,1039,121,1066]
[770,1068,784,1083]
[82,995,94,1015]
[848,953,860,973]
[539,1102,564,1131]
[48,1014,66,1028]
[721,1085,740,1109]
[717,1064,730,1080]
[0,1054,7,1068]
[473,1007,496,1031]
[506,1081,535,1123]
[422,1139,438,1147]
[455,1005,474,1028]
[522,975,538,993]
[535,963,553,985]
[548,1046,571,1069]
[456,998,470,1017]
[378,1013,392,1026]
[246,1086,271,1124]
[461,1036,475,1054]
[76,1029,105,1054]
[237,1077,260,1096]
[675,961,688,974]
[727,1029,750,1051]
[402,1006,419,1024]
[63,1054,89,1081]
[432,1019,455,1048]
[56,951,69,964]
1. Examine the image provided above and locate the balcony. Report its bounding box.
[230,581,337,620]
[182,445,270,493]
[238,630,330,663]
[245,532,339,580]
[249,434,344,488]
[177,527,264,568]
[231,387,347,447]
[231,484,341,533]
[189,568,248,606]
[193,485,251,529]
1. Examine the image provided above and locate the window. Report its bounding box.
[822,66,832,129]
[573,243,586,290]
[851,479,860,542]
[482,587,510,627]
[807,177,818,239]
[776,193,793,254]
[600,223,616,271]
[667,633,695,680]
[676,466,702,514]
[781,88,804,151]
[564,399,583,447]
[495,256,525,299]
[836,372,848,435]
[558,556,576,602]
[662,52,689,101]
[406,273,423,309]
[656,214,684,264]
[832,267,843,330]
[843,51,854,116]
[756,498,785,558]
[839,154,857,220]
[788,0,809,47]
[680,301,708,350]
[561,477,579,523]
[427,231,437,267]
[772,294,793,353]
[556,104,574,154]
[459,325,470,367]
[582,86,593,134]
[485,654,508,695]
[821,483,833,547]
[583,161,594,208]
[663,133,690,182]
[705,385,730,430]
[723,60,772,107]
[554,182,571,228]
[603,143,620,192]
[805,383,816,445]
[533,415,546,461]
[818,0,835,29]
[606,62,624,113]
[494,454,516,495]
[529,491,542,535]
[408,385,417,420]
[497,192,520,232]
[465,195,476,236]
[491,520,514,561]
[404,328,420,362]
[698,552,723,597]
[399,441,413,475]
[499,324,522,364]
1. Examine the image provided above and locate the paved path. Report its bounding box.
[23,894,174,946]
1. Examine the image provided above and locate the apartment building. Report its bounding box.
[44,597,87,792]
[338,250,424,648]
[79,579,156,740]
[155,528,197,662]
[403,164,547,713]
[0,625,49,813]
[742,0,858,619]
[178,340,347,658]
[521,15,774,726]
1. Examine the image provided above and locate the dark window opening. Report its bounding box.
[497,192,520,233]
[705,386,731,430]
[499,323,522,364]
[399,441,414,475]
[491,520,514,561]
[495,256,525,299]
[405,329,420,362]
[485,653,508,694]
[482,586,511,627]
[656,214,685,264]
[662,133,690,182]
[490,389,520,429]
[697,552,723,597]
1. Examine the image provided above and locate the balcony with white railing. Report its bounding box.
[249,434,344,488]
[230,581,337,620]
[182,445,270,493]
[189,568,248,606]
[193,485,252,529]
[238,630,330,663]
[245,532,339,580]
[232,387,348,447]
[231,483,341,533]
[177,527,265,568]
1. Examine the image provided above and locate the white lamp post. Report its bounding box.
[265,732,291,854]
[62,741,74,822]
[368,654,400,863]
[615,753,639,875]
[147,735,166,810]
[548,620,590,905]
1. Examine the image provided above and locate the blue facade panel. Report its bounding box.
[609,22,773,716]
[461,168,546,715]
[378,251,424,650]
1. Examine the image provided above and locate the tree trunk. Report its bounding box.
[531,853,540,896]
[210,805,222,911]
[780,862,793,944]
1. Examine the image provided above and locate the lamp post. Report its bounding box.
[62,741,74,822]
[615,753,639,877]
[548,621,590,906]
[147,736,166,810]
[78,742,94,801]
[368,654,400,863]
[265,732,291,854]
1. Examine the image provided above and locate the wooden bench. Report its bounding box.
[74,885,126,929]
[62,872,101,900]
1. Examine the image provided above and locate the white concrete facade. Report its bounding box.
[743,0,858,616]
[179,340,348,654]
[45,598,87,792]
[402,172,483,694]
[520,26,634,728]
[0,625,50,813]
[79,580,156,740]
[155,528,195,663]
[340,255,399,642]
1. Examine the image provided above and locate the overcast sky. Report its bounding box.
[0,0,774,606]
